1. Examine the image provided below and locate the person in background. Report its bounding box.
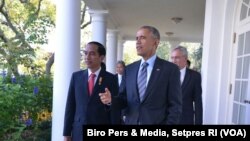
[171,46,203,125]
[187,59,191,68]
[116,60,126,87]
[100,25,182,125]
[63,41,120,141]
[115,60,126,123]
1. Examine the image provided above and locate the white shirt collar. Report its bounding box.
[88,67,101,78]
[118,74,122,86]
[180,66,187,84]
[140,54,157,68]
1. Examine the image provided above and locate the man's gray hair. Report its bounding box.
[172,45,188,57]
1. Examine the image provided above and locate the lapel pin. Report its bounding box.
[99,77,102,85]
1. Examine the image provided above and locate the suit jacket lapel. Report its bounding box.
[82,70,89,96]
[132,61,141,101]
[91,68,104,97]
[141,57,162,102]
[182,68,191,90]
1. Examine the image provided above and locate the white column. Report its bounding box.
[52,0,81,140]
[106,29,118,74]
[202,0,226,124]
[117,39,125,61]
[88,10,108,46]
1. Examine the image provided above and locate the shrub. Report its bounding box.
[0,74,52,140]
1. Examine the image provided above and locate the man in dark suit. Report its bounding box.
[63,41,119,141]
[116,60,126,87]
[171,46,203,125]
[115,60,126,123]
[101,25,182,125]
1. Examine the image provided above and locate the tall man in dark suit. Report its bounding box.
[171,46,203,125]
[100,25,182,125]
[63,41,119,141]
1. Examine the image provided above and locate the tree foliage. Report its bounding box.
[123,41,140,64]
[191,43,203,71]
[180,42,203,71]
[156,41,171,61]
[0,74,53,140]
[0,0,55,77]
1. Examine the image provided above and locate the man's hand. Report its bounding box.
[99,88,111,105]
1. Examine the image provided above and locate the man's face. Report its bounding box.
[84,44,104,70]
[171,50,187,69]
[136,28,159,60]
[116,63,125,75]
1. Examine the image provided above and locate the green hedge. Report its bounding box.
[0,74,52,141]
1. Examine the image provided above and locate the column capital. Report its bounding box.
[107,29,119,34]
[89,9,108,23]
[88,9,109,16]
[118,39,125,45]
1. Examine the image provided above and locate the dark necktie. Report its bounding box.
[137,62,148,101]
[88,73,96,96]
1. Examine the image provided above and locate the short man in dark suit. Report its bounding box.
[101,25,182,125]
[171,46,203,125]
[63,41,120,141]
[116,60,126,87]
[115,60,126,123]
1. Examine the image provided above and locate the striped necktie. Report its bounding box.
[137,62,148,101]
